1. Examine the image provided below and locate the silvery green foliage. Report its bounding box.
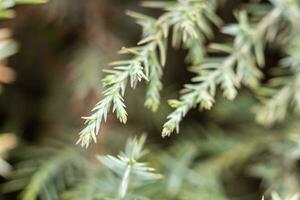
[4,131,300,199]
[157,141,229,199]
[256,35,300,126]
[2,141,88,200]
[249,127,300,196]
[63,136,163,200]
[97,135,162,199]
[162,0,300,136]
[79,0,300,146]
[3,136,160,200]
[78,0,221,148]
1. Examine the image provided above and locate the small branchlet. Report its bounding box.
[97,135,162,199]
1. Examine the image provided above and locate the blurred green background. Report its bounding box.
[0,1,300,200]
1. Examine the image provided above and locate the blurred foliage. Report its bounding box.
[0,133,16,176]
[0,28,17,87]
[4,120,300,199]
[0,0,46,186]
[0,0,300,200]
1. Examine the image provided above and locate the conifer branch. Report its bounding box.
[97,135,162,199]
[77,12,167,148]
[256,35,300,126]
[162,6,283,137]
[78,0,221,147]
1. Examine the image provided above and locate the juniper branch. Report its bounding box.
[256,35,300,126]
[97,135,162,199]
[78,0,221,148]
[162,6,283,137]
[77,12,168,148]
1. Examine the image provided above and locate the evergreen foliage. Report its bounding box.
[5,126,300,199]
[0,0,46,182]
[1,0,300,199]
[78,0,300,147]
[77,0,221,147]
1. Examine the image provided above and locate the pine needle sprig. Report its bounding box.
[162,5,284,137]
[143,0,221,64]
[77,12,167,148]
[97,135,162,199]
[78,0,221,147]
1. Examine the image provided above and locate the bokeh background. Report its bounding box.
[0,1,299,200]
